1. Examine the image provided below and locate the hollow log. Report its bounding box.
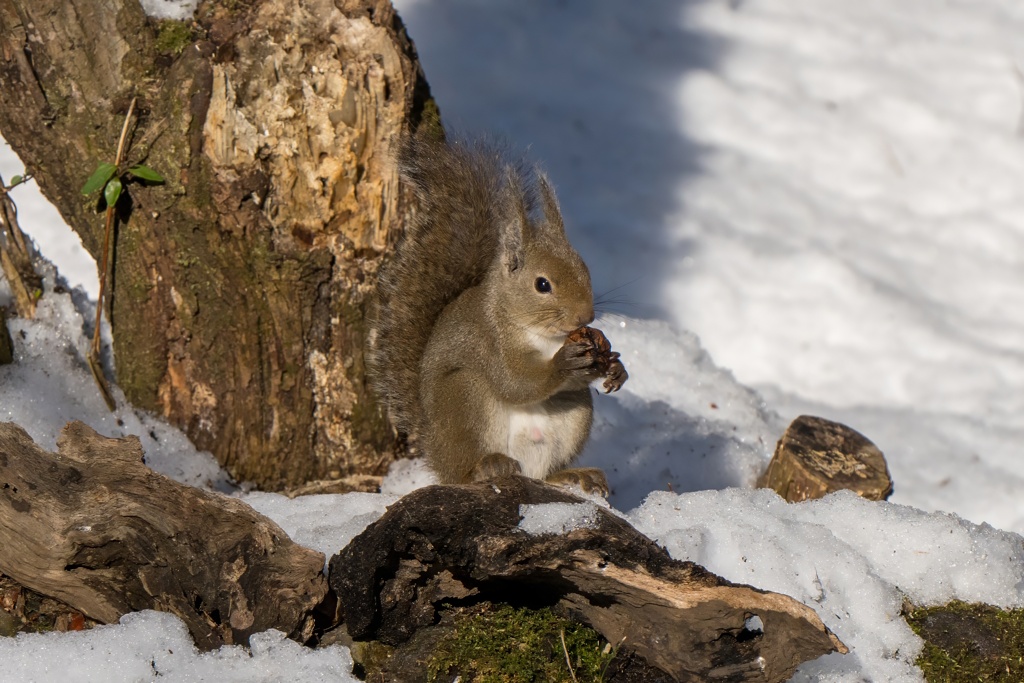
[329,476,846,683]
[0,420,328,650]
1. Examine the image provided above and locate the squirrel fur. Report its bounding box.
[367,135,625,493]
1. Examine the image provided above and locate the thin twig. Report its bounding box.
[91,96,136,356]
[560,628,579,683]
[113,98,136,166]
[89,97,136,410]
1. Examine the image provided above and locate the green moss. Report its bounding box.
[349,640,394,675]
[175,254,201,269]
[426,604,615,683]
[154,20,194,56]
[906,600,1024,681]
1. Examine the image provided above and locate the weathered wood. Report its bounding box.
[0,173,41,320]
[0,421,328,650]
[758,415,893,502]
[329,476,846,683]
[0,183,40,325]
[0,0,434,488]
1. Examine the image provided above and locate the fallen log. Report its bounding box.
[330,476,846,682]
[0,421,327,650]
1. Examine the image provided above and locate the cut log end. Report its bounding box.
[758,415,893,503]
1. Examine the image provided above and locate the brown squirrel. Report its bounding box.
[367,134,627,494]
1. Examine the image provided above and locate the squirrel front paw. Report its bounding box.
[464,452,523,483]
[602,353,628,393]
[555,340,604,373]
[564,326,628,392]
[553,340,605,391]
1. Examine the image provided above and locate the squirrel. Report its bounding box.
[367,134,627,495]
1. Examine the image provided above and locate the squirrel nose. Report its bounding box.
[578,309,595,327]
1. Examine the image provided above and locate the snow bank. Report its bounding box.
[630,488,1024,681]
[0,610,357,683]
[242,491,400,566]
[580,317,778,511]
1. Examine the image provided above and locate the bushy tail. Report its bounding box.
[367,135,528,436]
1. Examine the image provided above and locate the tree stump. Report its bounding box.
[757,415,893,502]
[0,0,434,488]
[330,476,846,682]
[0,421,328,650]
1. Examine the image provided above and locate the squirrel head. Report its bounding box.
[488,169,594,355]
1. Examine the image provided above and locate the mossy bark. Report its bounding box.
[0,0,430,487]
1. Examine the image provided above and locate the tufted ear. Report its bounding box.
[537,171,566,236]
[497,167,528,274]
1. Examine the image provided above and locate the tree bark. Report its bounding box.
[0,421,328,650]
[0,0,433,488]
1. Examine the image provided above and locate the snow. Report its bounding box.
[2,0,1024,681]
[0,610,357,683]
[518,501,602,535]
[138,0,198,21]
[241,491,400,569]
[629,489,1024,681]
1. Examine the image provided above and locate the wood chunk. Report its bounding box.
[758,415,893,502]
[0,421,328,650]
[329,476,845,682]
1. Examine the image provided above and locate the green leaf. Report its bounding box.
[10,174,23,187]
[104,176,123,208]
[127,164,165,183]
[81,163,117,195]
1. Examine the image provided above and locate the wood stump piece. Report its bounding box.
[0,421,328,650]
[329,476,846,683]
[758,415,893,502]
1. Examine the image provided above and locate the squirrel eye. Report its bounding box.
[535,277,552,293]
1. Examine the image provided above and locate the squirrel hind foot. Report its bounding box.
[545,467,610,497]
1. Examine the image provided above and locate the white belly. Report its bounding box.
[507,403,574,479]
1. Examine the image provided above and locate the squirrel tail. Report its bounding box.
[367,134,530,436]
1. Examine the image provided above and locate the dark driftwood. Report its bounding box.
[330,476,846,683]
[0,421,327,650]
[758,415,893,502]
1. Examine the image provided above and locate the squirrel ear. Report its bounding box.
[537,172,566,235]
[498,167,527,274]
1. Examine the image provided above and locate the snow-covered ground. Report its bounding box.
[2,0,1024,681]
